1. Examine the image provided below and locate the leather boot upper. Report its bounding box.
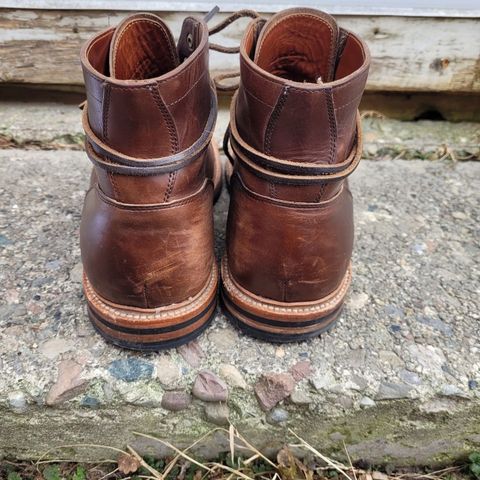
[235,8,369,171]
[226,8,370,302]
[80,13,217,308]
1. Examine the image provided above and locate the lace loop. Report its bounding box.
[206,9,261,92]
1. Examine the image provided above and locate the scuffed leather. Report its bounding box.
[226,8,370,303]
[81,181,214,308]
[227,174,353,302]
[80,13,217,308]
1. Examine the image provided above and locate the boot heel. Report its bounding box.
[220,257,349,343]
[84,264,218,351]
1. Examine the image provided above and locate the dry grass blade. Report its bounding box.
[133,432,213,473]
[288,430,352,480]
[122,476,159,480]
[127,445,163,480]
[343,440,357,480]
[210,462,255,480]
[392,150,406,160]
[438,144,457,163]
[35,443,125,468]
[177,460,191,480]
[230,424,236,464]
[231,428,277,469]
[360,110,386,119]
[162,428,223,479]
[288,443,347,472]
[98,466,119,480]
[243,453,260,465]
[396,465,463,480]
[36,458,117,465]
[121,476,158,480]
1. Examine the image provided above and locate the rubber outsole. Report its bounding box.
[221,289,342,342]
[88,302,216,351]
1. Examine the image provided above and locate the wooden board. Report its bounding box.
[3,0,480,17]
[0,8,479,93]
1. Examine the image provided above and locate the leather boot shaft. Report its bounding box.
[79,13,220,350]
[235,9,369,171]
[221,8,370,341]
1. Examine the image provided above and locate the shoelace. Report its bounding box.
[205,7,260,92]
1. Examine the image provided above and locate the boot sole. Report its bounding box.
[220,256,350,343]
[84,264,218,351]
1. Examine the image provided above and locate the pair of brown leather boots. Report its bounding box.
[79,7,370,350]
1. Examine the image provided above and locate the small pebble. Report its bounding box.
[267,407,289,424]
[204,402,230,426]
[108,358,154,382]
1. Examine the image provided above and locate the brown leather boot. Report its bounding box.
[221,8,370,342]
[80,12,221,350]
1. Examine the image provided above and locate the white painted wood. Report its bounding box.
[0,9,479,92]
[2,0,480,17]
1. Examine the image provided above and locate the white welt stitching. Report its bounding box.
[84,265,218,323]
[221,256,350,314]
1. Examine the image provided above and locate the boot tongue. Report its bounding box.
[253,9,342,83]
[109,12,179,80]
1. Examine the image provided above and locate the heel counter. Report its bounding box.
[81,182,215,309]
[226,175,353,303]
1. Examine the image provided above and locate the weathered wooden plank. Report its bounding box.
[3,1,480,17]
[0,8,479,92]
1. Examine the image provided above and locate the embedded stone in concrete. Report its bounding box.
[349,292,370,311]
[311,370,336,391]
[267,407,289,424]
[359,397,376,409]
[376,382,413,401]
[204,402,230,426]
[1,150,479,465]
[219,364,247,389]
[255,373,296,411]
[108,358,154,383]
[440,384,469,399]
[45,359,88,406]
[69,262,83,284]
[39,338,75,359]
[8,391,27,412]
[290,389,312,405]
[161,391,192,412]
[407,344,446,374]
[289,361,312,382]
[399,369,422,386]
[208,328,239,353]
[155,356,181,388]
[178,341,205,368]
[192,370,228,402]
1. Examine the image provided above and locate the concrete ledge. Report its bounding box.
[0,151,479,465]
[0,100,479,160]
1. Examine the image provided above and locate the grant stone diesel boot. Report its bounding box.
[80,13,221,350]
[221,8,370,342]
